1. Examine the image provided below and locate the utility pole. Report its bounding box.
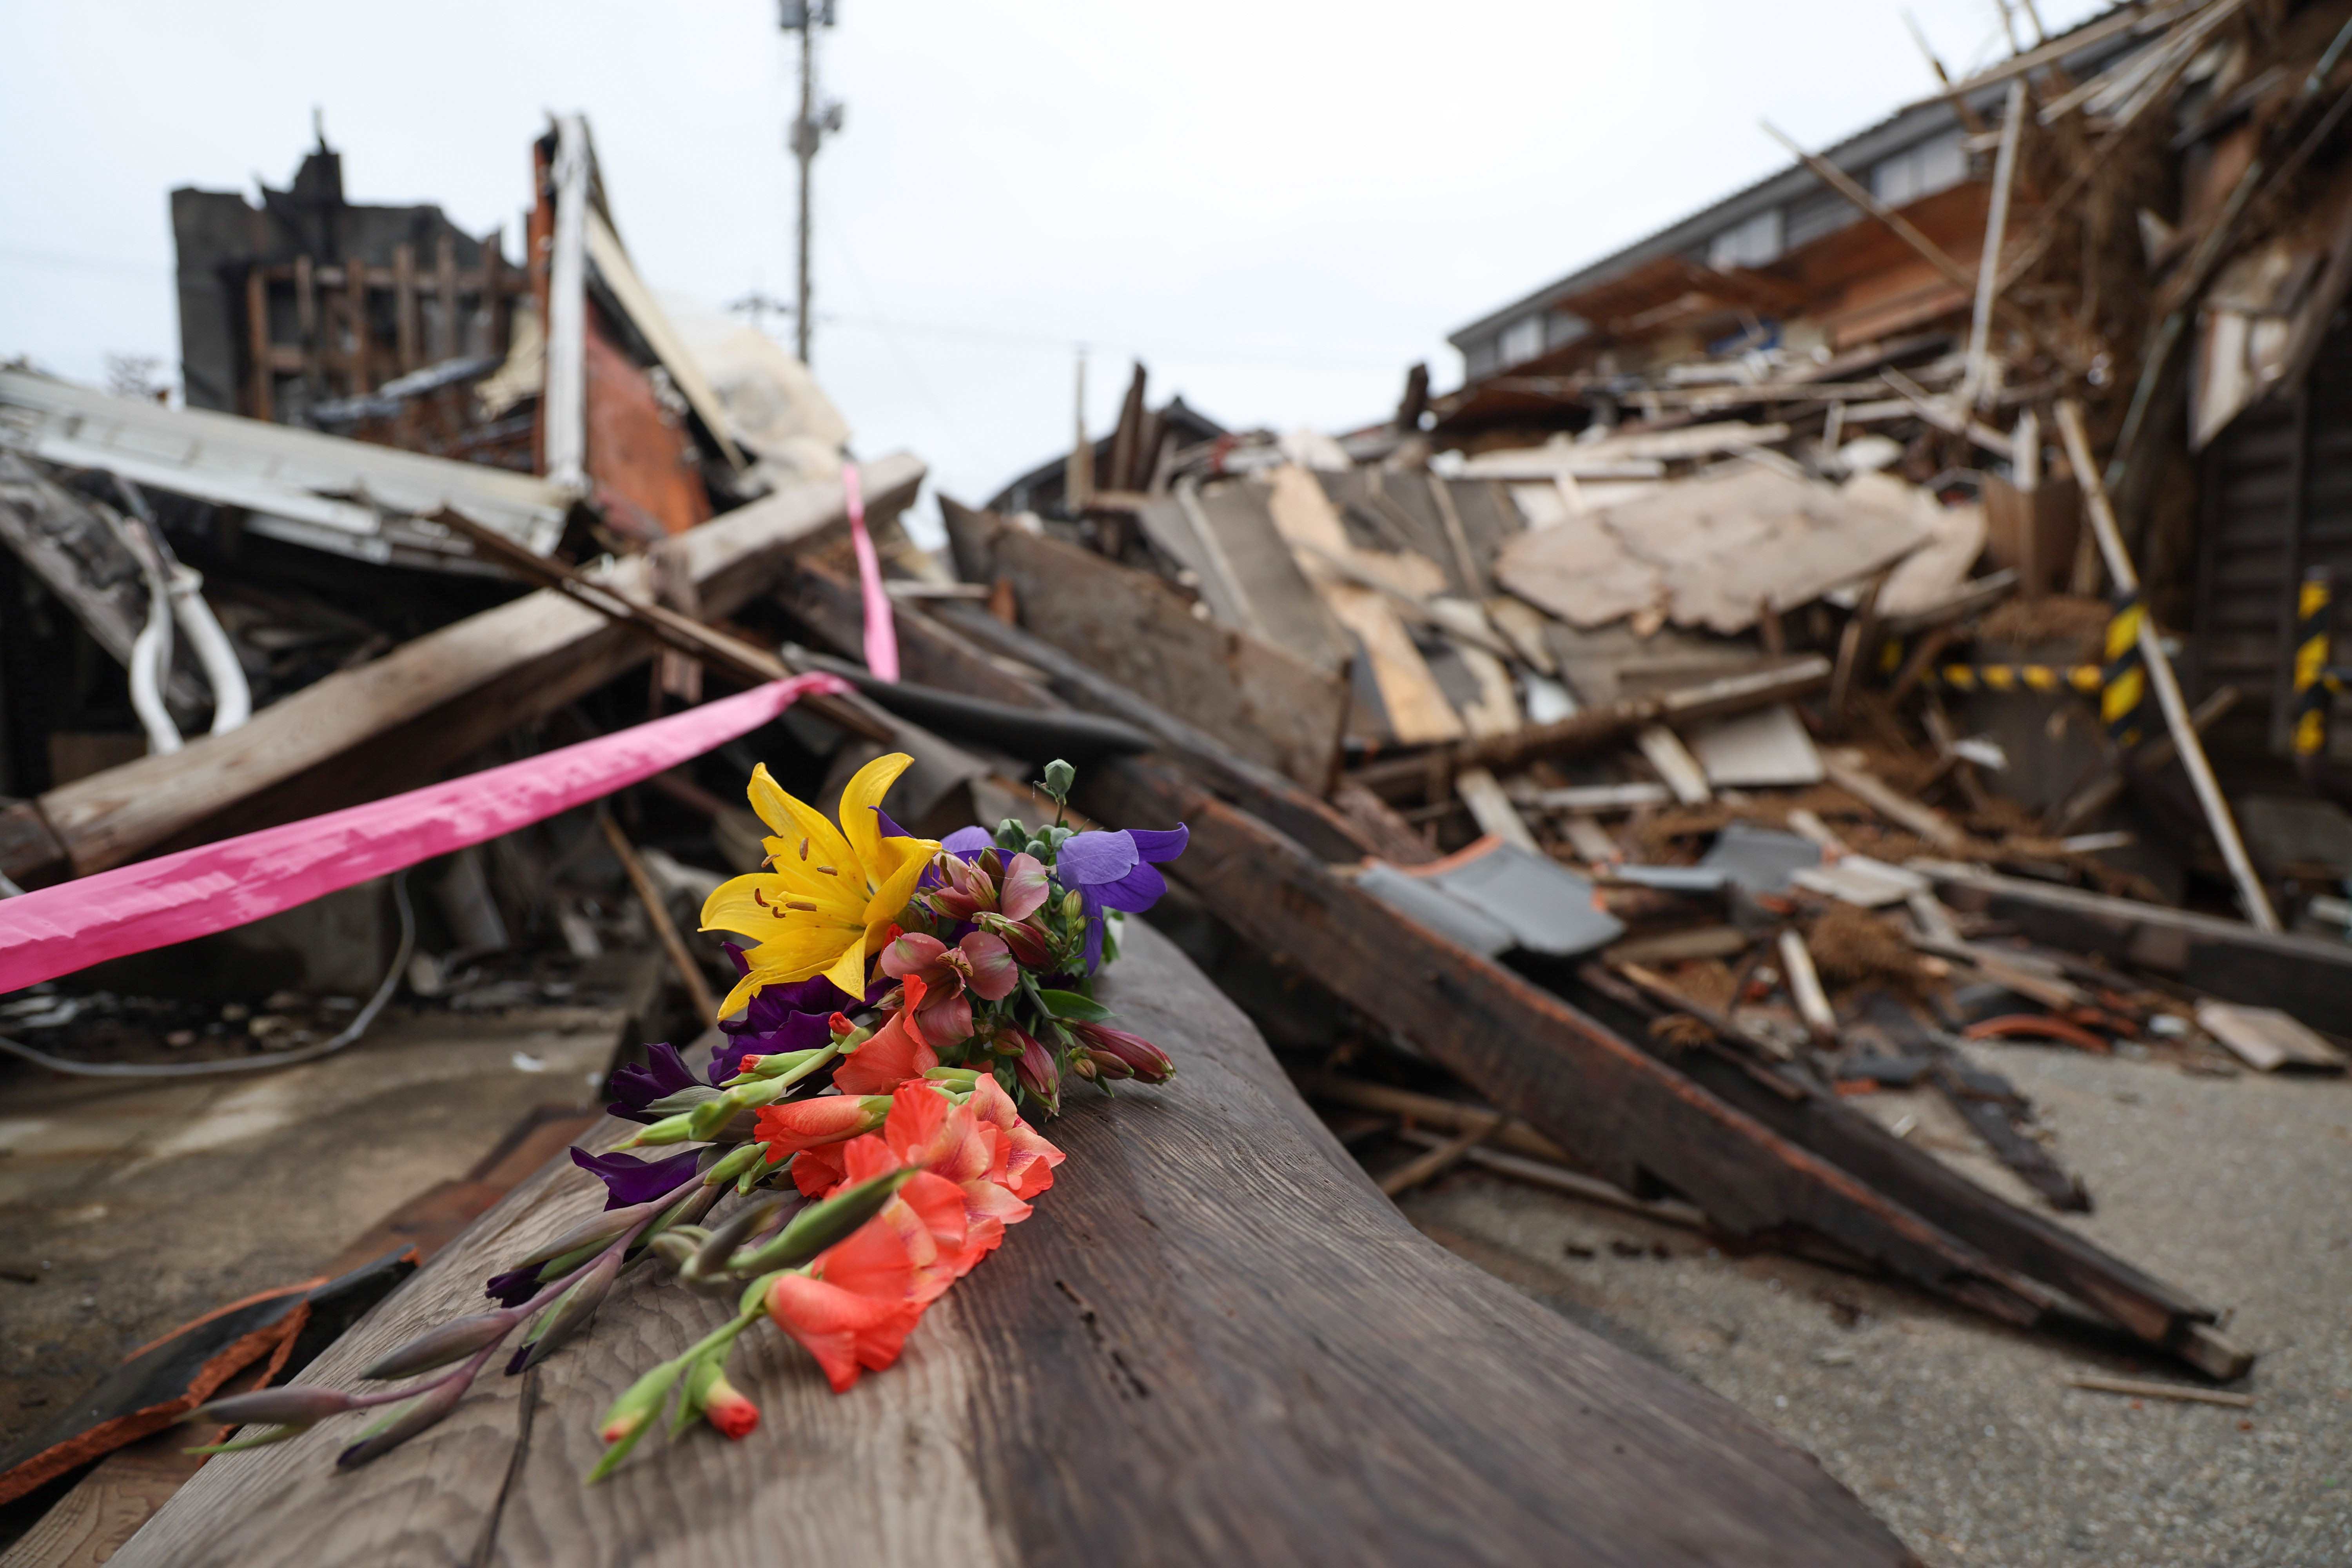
[780,0,843,367]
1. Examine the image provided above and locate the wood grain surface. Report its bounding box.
[115,924,1910,1566]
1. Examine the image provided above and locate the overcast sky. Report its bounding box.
[0,0,2107,512]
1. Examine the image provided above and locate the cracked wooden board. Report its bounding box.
[112,922,1909,1567]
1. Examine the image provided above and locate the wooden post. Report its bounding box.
[481,227,508,356]
[293,255,320,404]
[242,267,274,423]
[2014,407,2042,597]
[392,242,420,374]
[345,258,372,396]
[2054,400,2279,931]
[434,234,459,362]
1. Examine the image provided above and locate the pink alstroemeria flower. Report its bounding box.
[880,930,1019,1045]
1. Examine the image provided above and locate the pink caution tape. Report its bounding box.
[842,461,900,683]
[0,673,853,995]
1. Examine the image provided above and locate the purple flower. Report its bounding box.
[712,943,879,1081]
[604,1042,700,1124]
[1054,825,1188,970]
[484,1265,542,1308]
[940,825,993,860]
[569,1146,703,1210]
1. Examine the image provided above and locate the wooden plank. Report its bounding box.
[942,501,1348,792]
[1821,755,1967,851]
[2194,1001,2348,1073]
[1635,724,1712,805]
[1265,465,1463,745]
[1454,767,1539,851]
[8,458,920,882]
[111,924,1910,1568]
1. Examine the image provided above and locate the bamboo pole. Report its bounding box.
[2054,400,2279,931]
[1964,80,2027,411]
[599,810,721,1024]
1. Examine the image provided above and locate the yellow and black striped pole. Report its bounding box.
[2101,591,2150,748]
[2294,567,2333,761]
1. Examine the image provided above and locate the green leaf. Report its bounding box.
[1036,988,1112,1023]
[184,1425,307,1456]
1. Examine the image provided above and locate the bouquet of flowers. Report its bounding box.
[191,753,1185,1480]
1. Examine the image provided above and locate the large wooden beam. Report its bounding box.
[1,457,922,886]
[109,924,1910,1567]
[1926,860,2352,1035]
[941,499,1349,792]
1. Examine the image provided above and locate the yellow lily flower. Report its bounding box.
[699,752,939,1018]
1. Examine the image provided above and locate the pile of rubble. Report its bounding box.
[11,16,2352,1547]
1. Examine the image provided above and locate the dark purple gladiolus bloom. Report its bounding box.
[1054,825,1188,970]
[484,1265,543,1307]
[604,1042,700,1124]
[570,1146,702,1210]
[715,945,880,1081]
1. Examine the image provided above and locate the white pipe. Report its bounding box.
[125,541,183,755]
[165,566,252,734]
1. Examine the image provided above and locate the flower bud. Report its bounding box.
[510,1201,653,1269]
[648,1231,700,1271]
[977,911,1052,968]
[1010,1029,1061,1115]
[1040,758,1076,802]
[1070,1022,1176,1085]
[702,1141,767,1188]
[1060,888,1086,920]
[359,1313,514,1380]
[1068,1051,1100,1082]
[507,1245,621,1373]
[589,1360,684,1480]
[728,1167,916,1274]
[688,1193,793,1280]
[700,1371,760,1440]
[336,1375,470,1470]
[196,1385,357,1426]
[622,1111,699,1147]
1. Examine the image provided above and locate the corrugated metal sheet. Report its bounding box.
[2194,313,2352,754]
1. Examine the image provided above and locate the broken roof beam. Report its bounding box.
[0,456,922,887]
[542,115,590,498]
[1349,656,1831,797]
[1924,861,2352,1035]
[0,369,571,566]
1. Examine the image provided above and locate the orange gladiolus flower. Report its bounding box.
[831,996,937,1096]
[763,1274,924,1394]
[751,1094,890,1161]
